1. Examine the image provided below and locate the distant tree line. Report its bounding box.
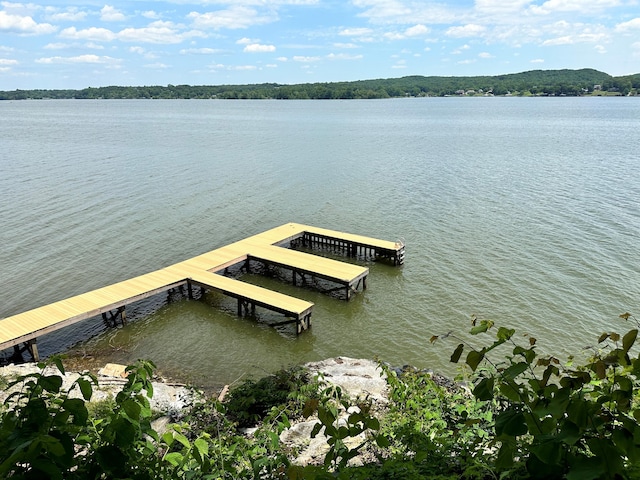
[1,69,638,100]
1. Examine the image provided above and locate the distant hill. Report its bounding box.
[1,69,638,100]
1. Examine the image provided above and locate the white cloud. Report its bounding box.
[384,24,430,41]
[143,62,168,69]
[236,37,255,45]
[229,65,258,70]
[615,18,640,32]
[530,0,622,15]
[188,6,277,30]
[475,0,534,14]
[35,54,119,64]
[0,11,56,34]
[243,43,276,52]
[446,24,486,38]
[405,24,430,36]
[62,21,206,45]
[44,42,68,49]
[100,5,126,22]
[0,58,18,65]
[180,47,218,54]
[333,42,359,49]
[118,22,203,44]
[542,31,607,46]
[60,26,116,42]
[293,55,321,62]
[541,35,572,46]
[276,56,288,61]
[530,58,545,63]
[478,52,494,58]
[326,53,363,60]
[142,11,161,20]
[595,44,606,53]
[48,10,87,22]
[339,27,373,36]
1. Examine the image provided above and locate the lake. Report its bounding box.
[1,97,639,388]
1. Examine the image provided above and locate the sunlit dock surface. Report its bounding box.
[0,223,405,361]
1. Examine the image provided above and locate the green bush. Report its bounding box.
[3,313,639,479]
[437,313,640,479]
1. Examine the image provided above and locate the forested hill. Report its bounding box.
[2,68,638,100]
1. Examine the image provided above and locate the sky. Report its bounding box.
[1,0,639,90]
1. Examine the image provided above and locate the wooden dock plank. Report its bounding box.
[187,270,313,318]
[296,223,401,250]
[1,223,401,356]
[245,244,369,284]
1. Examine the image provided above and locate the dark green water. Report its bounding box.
[1,98,638,386]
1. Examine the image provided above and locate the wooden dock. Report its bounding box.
[0,223,404,361]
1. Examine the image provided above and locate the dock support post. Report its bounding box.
[26,339,39,362]
[187,280,194,300]
[297,314,311,334]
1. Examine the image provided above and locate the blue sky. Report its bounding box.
[1,0,639,90]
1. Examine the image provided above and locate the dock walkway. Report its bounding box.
[0,223,404,361]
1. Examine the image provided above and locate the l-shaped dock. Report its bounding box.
[0,223,405,361]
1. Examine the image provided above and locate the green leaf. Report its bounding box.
[503,362,528,381]
[194,437,209,458]
[62,398,89,426]
[164,452,183,467]
[495,441,515,469]
[566,400,590,428]
[598,333,610,343]
[531,440,562,466]
[586,438,624,478]
[162,432,174,447]
[311,422,323,438]
[497,327,515,341]
[122,398,141,420]
[39,435,66,457]
[52,357,65,375]
[39,375,63,393]
[76,378,93,401]
[174,432,191,449]
[623,329,638,353]
[499,382,521,402]
[470,320,493,335]
[495,409,528,437]
[558,420,580,446]
[566,457,604,480]
[375,435,390,448]
[466,349,485,371]
[303,399,319,418]
[450,343,464,363]
[473,377,494,401]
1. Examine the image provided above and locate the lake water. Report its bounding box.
[1,97,639,388]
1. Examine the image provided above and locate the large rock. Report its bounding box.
[280,357,388,466]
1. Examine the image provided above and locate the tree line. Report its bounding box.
[1,68,639,100]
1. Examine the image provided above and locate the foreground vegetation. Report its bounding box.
[1,69,639,100]
[2,313,640,479]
